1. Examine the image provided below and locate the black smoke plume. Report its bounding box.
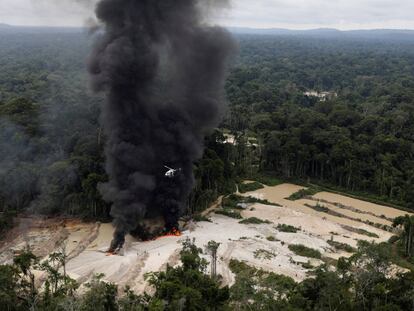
[88,0,235,250]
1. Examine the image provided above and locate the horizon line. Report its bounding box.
[2,23,414,32]
[227,26,414,32]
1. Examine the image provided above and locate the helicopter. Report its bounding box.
[164,166,182,178]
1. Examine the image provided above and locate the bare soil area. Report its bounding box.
[0,183,407,293]
[313,192,409,219]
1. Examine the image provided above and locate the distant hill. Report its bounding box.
[1,24,414,40]
[228,27,414,41]
[228,27,414,35]
[0,24,84,34]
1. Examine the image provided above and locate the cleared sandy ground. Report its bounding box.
[299,199,392,227]
[247,183,305,201]
[63,214,318,291]
[0,183,408,293]
[313,192,409,219]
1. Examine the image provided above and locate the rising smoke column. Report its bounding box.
[88,0,235,250]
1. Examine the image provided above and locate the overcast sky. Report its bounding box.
[1,0,414,30]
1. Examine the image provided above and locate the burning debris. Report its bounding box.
[159,227,182,239]
[107,229,126,254]
[88,0,234,251]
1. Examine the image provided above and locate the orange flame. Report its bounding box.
[106,249,119,256]
[156,227,182,240]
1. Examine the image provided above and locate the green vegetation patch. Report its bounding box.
[254,249,276,260]
[276,223,300,233]
[287,186,322,201]
[305,203,348,218]
[342,225,379,238]
[327,240,356,253]
[238,182,264,193]
[228,259,297,309]
[215,209,242,219]
[222,194,244,209]
[267,236,280,242]
[306,203,330,213]
[223,193,282,209]
[389,242,414,271]
[0,238,229,310]
[239,217,272,225]
[356,229,379,238]
[255,175,284,187]
[388,235,400,244]
[288,244,322,259]
[244,196,282,207]
[0,211,16,238]
[301,261,314,269]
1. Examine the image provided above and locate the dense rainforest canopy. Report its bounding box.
[1,27,414,222]
[226,34,414,207]
[2,26,414,311]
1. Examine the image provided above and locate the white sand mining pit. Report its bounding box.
[0,213,326,291]
[0,183,409,293]
[242,184,397,242]
[313,192,410,219]
[298,198,392,226]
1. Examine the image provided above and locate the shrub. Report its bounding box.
[287,187,321,201]
[276,224,300,233]
[240,217,272,225]
[222,194,241,209]
[215,209,242,219]
[256,176,283,187]
[342,225,379,238]
[288,244,322,259]
[223,194,264,209]
[238,182,264,193]
[301,261,313,269]
[254,249,276,260]
[307,203,330,213]
[327,240,356,253]
[388,235,400,244]
[244,196,282,207]
[223,193,282,208]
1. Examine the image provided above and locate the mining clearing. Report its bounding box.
[0,183,407,293]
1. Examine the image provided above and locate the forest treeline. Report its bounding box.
[2,238,414,310]
[1,30,414,225]
[225,35,414,207]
